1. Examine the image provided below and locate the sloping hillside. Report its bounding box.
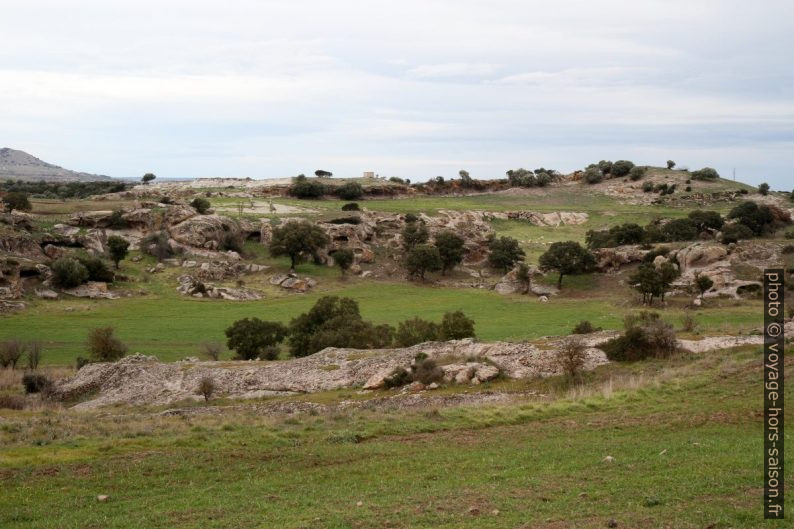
[0,148,111,182]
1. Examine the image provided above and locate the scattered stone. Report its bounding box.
[35,288,58,300]
[602,456,615,463]
[96,495,109,502]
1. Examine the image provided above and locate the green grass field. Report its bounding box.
[0,345,790,528]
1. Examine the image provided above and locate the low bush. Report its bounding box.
[51,257,89,288]
[691,167,719,181]
[201,342,223,361]
[571,320,601,334]
[383,367,412,388]
[341,202,360,211]
[395,318,440,347]
[411,355,444,385]
[77,255,115,283]
[438,311,475,340]
[602,312,677,361]
[141,231,177,261]
[0,395,25,410]
[335,182,363,200]
[22,373,51,394]
[0,339,25,369]
[190,197,211,214]
[782,245,794,254]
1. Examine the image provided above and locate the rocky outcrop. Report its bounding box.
[168,215,241,250]
[62,281,119,299]
[593,245,647,272]
[176,275,264,300]
[53,337,612,408]
[269,273,317,293]
[493,265,558,296]
[502,211,589,226]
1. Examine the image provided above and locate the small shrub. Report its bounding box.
[404,213,419,223]
[0,340,26,369]
[3,191,32,212]
[784,230,794,239]
[259,345,280,361]
[395,318,440,347]
[335,182,364,200]
[22,373,51,394]
[201,342,222,361]
[341,202,360,211]
[225,318,287,360]
[87,327,127,362]
[691,167,719,181]
[75,357,92,370]
[602,312,677,362]
[141,231,176,261]
[107,209,128,229]
[556,337,587,383]
[642,181,654,192]
[680,314,697,332]
[720,223,754,244]
[333,248,355,276]
[190,197,211,214]
[26,342,42,370]
[782,245,794,255]
[77,255,115,283]
[0,395,24,410]
[106,235,130,269]
[571,320,601,334]
[383,367,412,388]
[51,257,89,288]
[412,356,444,385]
[197,376,215,402]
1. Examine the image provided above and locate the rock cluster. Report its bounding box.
[176,275,264,300]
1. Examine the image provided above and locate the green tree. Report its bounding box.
[661,218,698,241]
[688,210,724,231]
[87,327,127,362]
[611,160,635,177]
[438,311,475,340]
[401,222,429,251]
[269,221,330,270]
[695,274,714,296]
[406,244,442,279]
[333,248,354,276]
[287,296,388,357]
[3,191,32,212]
[141,173,156,185]
[666,160,676,169]
[225,318,287,360]
[434,231,465,273]
[314,169,333,177]
[394,318,440,346]
[538,241,595,288]
[727,201,774,235]
[487,236,525,272]
[458,169,473,187]
[106,235,130,269]
[720,223,754,244]
[758,182,770,196]
[190,197,211,214]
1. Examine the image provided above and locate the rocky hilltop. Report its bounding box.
[0,147,111,182]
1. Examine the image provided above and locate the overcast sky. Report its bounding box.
[1,0,792,187]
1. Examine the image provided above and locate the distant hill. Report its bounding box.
[0,148,112,182]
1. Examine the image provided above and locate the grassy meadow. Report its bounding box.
[0,345,790,528]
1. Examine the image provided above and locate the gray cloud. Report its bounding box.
[0,0,792,187]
